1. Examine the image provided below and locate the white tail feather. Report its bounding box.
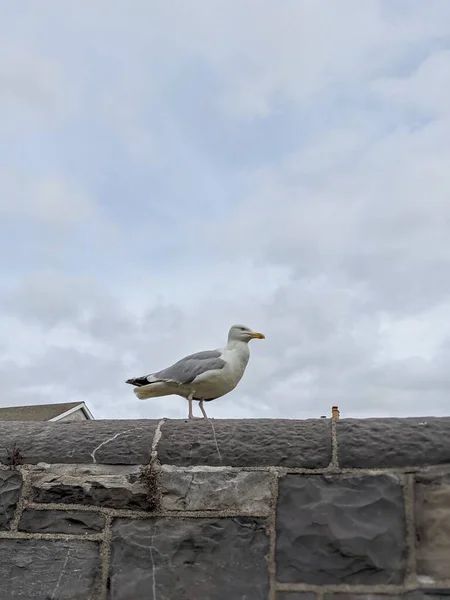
[133,382,171,400]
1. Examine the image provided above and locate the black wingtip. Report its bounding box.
[126,376,149,387]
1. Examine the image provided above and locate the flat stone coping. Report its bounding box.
[0,417,449,468]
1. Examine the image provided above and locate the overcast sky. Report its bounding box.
[1,0,450,420]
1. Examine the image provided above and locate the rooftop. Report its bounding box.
[0,401,94,421]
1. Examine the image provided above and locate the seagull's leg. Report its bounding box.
[188,396,195,419]
[187,392,203,419]
[199,400,209,419]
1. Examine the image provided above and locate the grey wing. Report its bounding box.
[151,350,226,385]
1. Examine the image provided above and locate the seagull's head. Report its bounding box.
[228,324,265,343]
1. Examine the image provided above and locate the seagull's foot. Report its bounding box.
[187,415,205,420]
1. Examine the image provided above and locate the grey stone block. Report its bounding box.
[0,420,157,465]
[158,419,331,467]
[30,464,149,509]
[336,418,450,468]
[0,539,101,599]
[0,469,22,530]
[109,517,270,599]
[161,469,272,514]
[415,469,450,580]
[276,474,406,584]
[19,509,105,534]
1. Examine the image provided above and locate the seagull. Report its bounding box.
[125,324,265,419]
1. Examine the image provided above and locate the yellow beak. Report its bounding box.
[250,332,265,339]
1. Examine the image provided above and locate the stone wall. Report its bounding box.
[1,417,450,599]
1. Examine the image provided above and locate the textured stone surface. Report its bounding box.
[0,420,156,465]
[5,417,450,597]
[161,469,272,513]
[30,464,149,509]
[276,474,406,584]
[19,509,105,534]
[0,539,101,599]
[337,418,450,468]
[109,517,270,599]
[0,469,22,530]
[325,595,424,600]
[415,469,450,580]
[277,594,317,600]
[158,419,331,467]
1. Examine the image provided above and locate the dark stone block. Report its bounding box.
[415,469,450,580]
[158,419,331,467]
[276,474,406,584]
[19,509,105,534]
[0,470,22,530]
[0,539,101,599]
[109,517,270,599]
[0,420,157,465]
[336,418,450,469]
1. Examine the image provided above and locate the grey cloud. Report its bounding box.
[213,113,450,318]
[2,273,122,328]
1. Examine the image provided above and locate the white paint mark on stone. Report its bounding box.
[151,419,167,462]
[149,525,158,600]
[207,418,222,464]
[51,548,71,600]
[418,575,435,584]
[90,429,136,463]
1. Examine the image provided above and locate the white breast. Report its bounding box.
[190,342,250,399]
[221,343,250,382]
